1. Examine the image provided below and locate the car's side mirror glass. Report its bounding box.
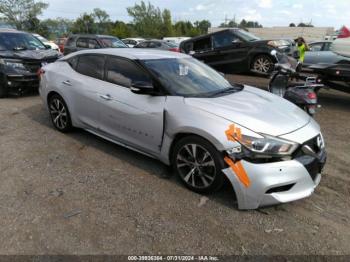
[45,44,52,49]
[131,81,154,95]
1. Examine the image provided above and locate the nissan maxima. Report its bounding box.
[39,49,326,210]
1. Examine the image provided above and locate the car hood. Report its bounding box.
[0,49,60,60]
[184,86,310,137]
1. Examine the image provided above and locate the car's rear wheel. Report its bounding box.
[172,136,225,194]
[48,94,72,132]
[251,55,274,74]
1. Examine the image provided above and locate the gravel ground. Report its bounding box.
[0,75,349,255]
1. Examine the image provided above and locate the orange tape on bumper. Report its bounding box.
[224,156,251,188]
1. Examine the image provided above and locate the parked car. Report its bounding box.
[39,48,326,210]
[308,41,332,52]
[303,41,350,69]
[134,40,180,52]
[0,29,61,97]
[180,29,295,75]
[63,34,127,55]
[54,37,67,53]
[268,38,297,57]
[32,33,60,51]
[122,38,145,48]
[163,37,191,45]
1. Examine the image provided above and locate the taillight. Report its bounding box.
[307,92,317,99]
[169,47,180,52]
[37,68,45,79]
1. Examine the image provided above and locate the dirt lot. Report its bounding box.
[0,74,349,255]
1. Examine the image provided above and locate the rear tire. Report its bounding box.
[171,136,225,194]
[48,94,72,132]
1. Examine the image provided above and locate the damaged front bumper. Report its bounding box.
[223,143,326,210]
[4,73,39,95]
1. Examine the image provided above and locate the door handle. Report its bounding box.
[100,94,112,101]
[62,80,72,86]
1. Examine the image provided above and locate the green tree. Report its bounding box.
[109,21,135,39]
[127,1,164,38]
[41,18,74,38]
[298,22,314,27]
[194,20,211,34]
[72,13,96,34]
[289,23,296,27]
[0,0,48,30]
[92,8,111,34]
[161,9,174,36]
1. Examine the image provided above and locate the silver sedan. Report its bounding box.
[39,48,326,210]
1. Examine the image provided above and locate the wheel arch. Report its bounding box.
[165,129,226,167]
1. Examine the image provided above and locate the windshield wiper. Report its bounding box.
[208,85,243,97]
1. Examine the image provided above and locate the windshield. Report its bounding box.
[143,57,238,97]
[0,32,46,51]
[100,37,127,48]
[235,29,260,42]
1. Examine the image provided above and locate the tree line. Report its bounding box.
[0,0,267,40]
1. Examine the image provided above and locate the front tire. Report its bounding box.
[48,94,72,132]
[0,83,7,98]
[171,136,225,194]
[251,55,274,74]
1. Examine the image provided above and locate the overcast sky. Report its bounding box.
[41,0,348,29]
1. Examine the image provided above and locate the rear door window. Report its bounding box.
[76,55,105,80]
[193,37,212,52]
[76,38,89,48]
[105,57,152,88]
[88,39,99,49]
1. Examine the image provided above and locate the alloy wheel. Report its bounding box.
[49,98,68,130]
[176,144,216,189]
[253,56,273,74]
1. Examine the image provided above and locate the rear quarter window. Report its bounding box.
[76,55,105,80]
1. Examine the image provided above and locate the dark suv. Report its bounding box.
[180,29,290,74]
[0,29,61,97]
[63,34,127,55]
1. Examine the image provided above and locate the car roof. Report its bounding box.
[63,48,190,60]
[0,29,28,34]
[310,41,332,44]
[68,34,118,38]
[181,28,239,43]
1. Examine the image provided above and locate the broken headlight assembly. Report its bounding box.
[226,125,299,161]
[0,59,27,71]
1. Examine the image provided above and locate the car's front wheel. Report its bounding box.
[251,55,274,74]
[0,83,7,98]
[48,94,72,132]
[172,136,225,194]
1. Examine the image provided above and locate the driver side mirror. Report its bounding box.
[45,44,52,49]
[130,81,154,95]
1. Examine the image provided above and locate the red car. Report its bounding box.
[54,37,67,53]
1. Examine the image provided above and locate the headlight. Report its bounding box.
[2,59,27,71]
[239,134,298,156]
[226,124,298,157]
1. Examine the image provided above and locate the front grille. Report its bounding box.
[24,61,41,73]
[293,135,326,181]
[24,58,57,73]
